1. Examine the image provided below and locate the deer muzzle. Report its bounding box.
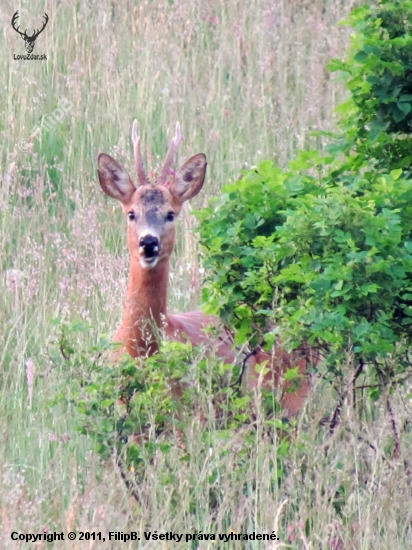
[139,235,160,264]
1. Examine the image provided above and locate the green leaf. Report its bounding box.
[397,101,411,115]
[283,367,301,381]
[393,105,407,122]
[390,169,402,181]
[354,50,368,62]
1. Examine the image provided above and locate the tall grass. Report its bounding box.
[2,0,411,548]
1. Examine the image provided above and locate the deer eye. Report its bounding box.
[128,211,136,221]
[166,212,175,222]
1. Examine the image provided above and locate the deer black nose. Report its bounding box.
[139,235,159,258]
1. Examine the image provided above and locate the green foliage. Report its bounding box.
[197,0,412,402]
[329,1,412,170]
[51,320,289,499]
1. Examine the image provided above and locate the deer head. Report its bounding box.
[11,11,49,54]
[97,122,207,270]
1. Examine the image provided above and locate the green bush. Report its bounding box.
[197,0,412,407]
[330,0,412,170]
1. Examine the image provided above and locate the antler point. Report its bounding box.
[174,121,182,144]
[132,120,150,185]
[132,120,139,144]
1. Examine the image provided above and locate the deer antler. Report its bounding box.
[11,11,25,37]
[31,13,49,41]
[11,11,48,39]
[132,120,150,186]
[157,122,182,186]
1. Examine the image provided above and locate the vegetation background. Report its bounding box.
[1,0,411,548]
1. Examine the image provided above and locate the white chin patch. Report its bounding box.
[140,256,159,269]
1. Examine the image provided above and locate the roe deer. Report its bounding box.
[97,122,311,416]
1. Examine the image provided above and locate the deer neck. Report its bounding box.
[120,257,170,357]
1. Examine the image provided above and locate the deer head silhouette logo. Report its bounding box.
[11,11,49,54]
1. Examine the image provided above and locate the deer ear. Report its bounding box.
[97,153,136,204]
[169,153,207,204]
